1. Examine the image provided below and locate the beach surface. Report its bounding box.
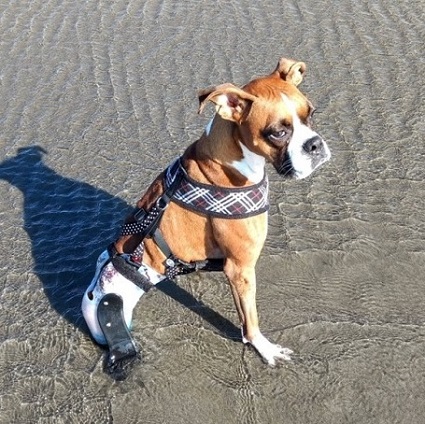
[0,0,424,423]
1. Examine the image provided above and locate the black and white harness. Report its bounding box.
[109,157,269,290]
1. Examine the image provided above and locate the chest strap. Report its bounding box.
[165,158,269,219]
[152,227,224,279]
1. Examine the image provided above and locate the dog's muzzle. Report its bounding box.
[276,135,331,179]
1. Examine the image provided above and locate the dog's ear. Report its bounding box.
[273,57,306,86]
[198,84,256,124]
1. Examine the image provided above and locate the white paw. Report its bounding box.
[247,333,293,366]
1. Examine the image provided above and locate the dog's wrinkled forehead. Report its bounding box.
[243,77,312,125]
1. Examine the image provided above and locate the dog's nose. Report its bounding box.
[303,136,325,155]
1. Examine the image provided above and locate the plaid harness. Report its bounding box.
[165,158,269,218]
[118,157,269,280]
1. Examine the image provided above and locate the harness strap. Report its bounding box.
[121,165,184,240]
[118,158,226,279]
[152,228,225,279]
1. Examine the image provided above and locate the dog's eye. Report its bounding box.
[267,129,289,146]
[263,124,292,147]
[270,130,286,140]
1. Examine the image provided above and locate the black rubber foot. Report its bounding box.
[97,293,140,381]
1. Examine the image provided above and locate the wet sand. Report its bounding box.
[1,0,424,423]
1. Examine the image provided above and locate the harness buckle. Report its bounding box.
[156,196,169,211]
[133,208,147,222]
[165,258,175,267]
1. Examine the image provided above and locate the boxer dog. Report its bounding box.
[82,57,331,379]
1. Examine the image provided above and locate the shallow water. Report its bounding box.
[0,0,424,423]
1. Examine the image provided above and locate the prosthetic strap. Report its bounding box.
[108,244,154,292]
[97,293,141,381]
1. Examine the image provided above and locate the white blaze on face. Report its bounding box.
[282,94,331,179]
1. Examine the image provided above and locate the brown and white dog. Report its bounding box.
[82,57,331,368]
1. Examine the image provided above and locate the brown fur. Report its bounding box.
[114,58,316,345]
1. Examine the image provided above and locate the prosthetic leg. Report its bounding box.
[97,293,140,380]
[82,248,164,380]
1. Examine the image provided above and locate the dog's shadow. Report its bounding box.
[0,146,239,341]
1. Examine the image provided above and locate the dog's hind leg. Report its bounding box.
[81,249,164,345]
[81,249,165,379]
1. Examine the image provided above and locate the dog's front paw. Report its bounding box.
[248,333,293,366]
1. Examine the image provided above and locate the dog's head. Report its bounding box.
[198,57,330,179]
